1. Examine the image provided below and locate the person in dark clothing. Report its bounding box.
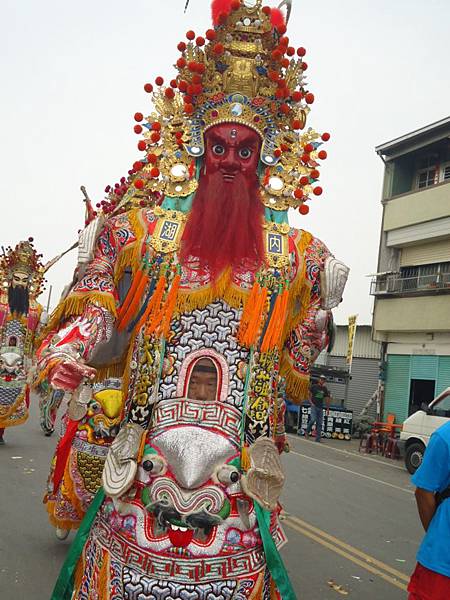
[305,375,331,442]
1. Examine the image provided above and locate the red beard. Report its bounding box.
[180,171,265,280]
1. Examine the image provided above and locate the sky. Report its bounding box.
[1,0,449,324]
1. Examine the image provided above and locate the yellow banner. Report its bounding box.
[346,314,358,370]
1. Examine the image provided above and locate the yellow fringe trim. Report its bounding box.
[40,291,118,342]
[283,229,313,336]
[114,207,147,285]
[175,269,250,316]
[241,446,251,472]
[93,360,125,382]
[280,352,310,404]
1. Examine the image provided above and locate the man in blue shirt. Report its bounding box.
[408,420,450,599]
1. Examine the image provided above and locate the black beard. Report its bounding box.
[8,286,30,316]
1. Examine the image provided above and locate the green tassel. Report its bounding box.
[51,489,105,600]
[254,502,297,600]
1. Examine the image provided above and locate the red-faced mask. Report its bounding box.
[180,123,265,279]
[203,123,262,183]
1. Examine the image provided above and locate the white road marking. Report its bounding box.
[287,433,406,471]
[289,450,415,494]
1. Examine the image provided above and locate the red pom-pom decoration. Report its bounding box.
[292,119,302,130]
[134,125,143,134]
[271,49,282,61]
[310,169,320,179]
[280,103,290,115]
[165,88,175,99]
[287,46,295,57]
[177,57,186,68]
[304,143,314,153]
[301,153,310,163]
[297,47,306,57]
[147,153,157,164]
[292,91,303,102]
[300,176,309,186]
[281,58,290,68]
[274,148,282,158]
[133,161,143,171]
[322,132,331,141]
[155,76,164,86]
[294,188,304,199]
[212,0,233,25]
[178,80,188,92]
[150,167,160,178]
[299,204,309,215]
[152,122,161,131]
[137,140,147,151]
[206,29,216,41]
[301,62,308,71]
[186,30,196,40]
[196,36,205,47]
[144,83,153,93]
[318,150,327,160]
[213,43,225,55]
[313,186,323,196]
[305,92,315,104]
[192,74,202,84]
[231,0,241,9]
[184,103,194,114]
[170,79,178,88]
[151,132,161,143]
[177,41,187,52]
[270,7,286,31]
[134,179,144,190]
[134,112,144,122]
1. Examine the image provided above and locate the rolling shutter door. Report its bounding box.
[384,355,410,422]
[437,356,450,395]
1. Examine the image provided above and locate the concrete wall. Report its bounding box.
[374,295,450,333]
[383,183,450,231]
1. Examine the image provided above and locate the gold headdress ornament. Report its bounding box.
[124,0,330,215]
[0,239,46,299]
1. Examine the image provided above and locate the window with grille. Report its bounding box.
[416,168,437,189]
[415,154,438,189]
[441,162,450,182]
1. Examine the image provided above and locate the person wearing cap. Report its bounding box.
[305,375,331,442]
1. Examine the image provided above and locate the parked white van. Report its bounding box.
[398,387,450,474]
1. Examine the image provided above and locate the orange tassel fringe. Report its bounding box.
[116,268,144,323]
[261,288,289,352]
[237,281,260,345]
[243,286,268,347]
[136,274,167,333]
[117,271,149,332]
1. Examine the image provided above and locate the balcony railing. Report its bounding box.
[371,272,450,296]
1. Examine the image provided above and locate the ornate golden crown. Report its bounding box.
[0,239,46,298]
[113,0,330,215]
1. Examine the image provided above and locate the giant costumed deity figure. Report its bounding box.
[0,239,46,444]
[37,1,349,598]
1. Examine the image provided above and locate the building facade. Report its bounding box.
[372,117,450,422]
[316,325,381,418]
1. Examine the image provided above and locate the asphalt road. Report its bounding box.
[0,397,422,599]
